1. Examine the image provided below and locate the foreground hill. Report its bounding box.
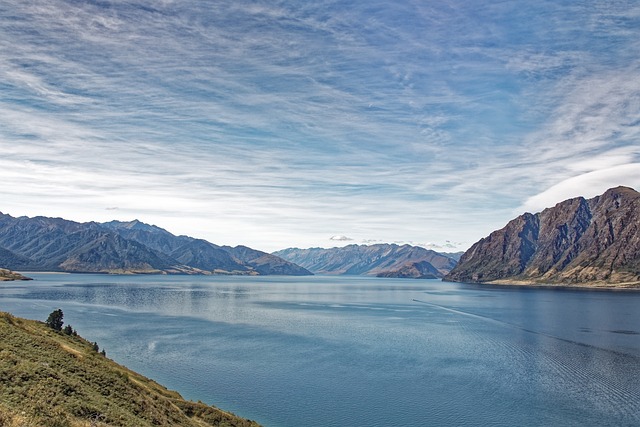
[446,186,640,287]
[273,244,457,278]
[0,214,310,275]
[0,311,260,427]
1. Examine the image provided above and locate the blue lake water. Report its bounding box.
[1,273,640,426]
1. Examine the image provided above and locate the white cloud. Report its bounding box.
[330,235,354,242]
[520,163,640,213]
[1,0,639,252]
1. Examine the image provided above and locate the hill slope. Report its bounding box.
[273,244,457,277]
[0,311,260,427]
[445,186,640,287]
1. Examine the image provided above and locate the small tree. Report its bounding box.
[63,324,74,335]
[46,309,64,331]
[92,342,99,352]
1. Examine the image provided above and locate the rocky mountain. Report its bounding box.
[0,213,179,274]
[273,244,457,278]
[0,213,310,275]
[445,186,640,287]
[0,246,31,269]
[223,245,313,276]
[104,221,312,276]
[102,219,191,254]
[376,260,440,279]
[102,220,249,273]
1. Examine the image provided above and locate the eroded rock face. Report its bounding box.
[446,186,640,286]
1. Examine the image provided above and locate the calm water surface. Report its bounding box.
[1,274,639,426]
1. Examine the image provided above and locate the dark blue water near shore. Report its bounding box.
[1,274,640,426]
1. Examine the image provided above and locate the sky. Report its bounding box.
[1,0,639,253]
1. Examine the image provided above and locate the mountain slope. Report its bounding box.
[104,220,310,275]
[273,244,456,277]
[0,311,259,427]
[0,246,32,269]
[102,220,251,273]
[223,245,312,276]
[101,220,192,254]
[170,239,250,273]
[445,186,640,287]
[0,213,309,275]
[376,260,440,279]
[0,213,184,273]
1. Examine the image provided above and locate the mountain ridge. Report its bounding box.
[0,213,310,276]
[445,186,640,287]
[273,243,457,278]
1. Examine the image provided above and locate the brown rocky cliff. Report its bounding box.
[445,186,640,286]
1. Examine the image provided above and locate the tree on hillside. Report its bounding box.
[45,309,64,331]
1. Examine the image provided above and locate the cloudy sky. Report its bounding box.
[1,0,639,252]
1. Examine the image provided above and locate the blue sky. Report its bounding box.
[1,0,639,252]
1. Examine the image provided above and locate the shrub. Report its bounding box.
[45,309,64,331]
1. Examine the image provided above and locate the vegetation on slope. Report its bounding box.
[0,312,260,427]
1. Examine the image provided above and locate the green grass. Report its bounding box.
[0,312,261,427]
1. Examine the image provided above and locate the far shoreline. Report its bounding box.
[447,278,640,292]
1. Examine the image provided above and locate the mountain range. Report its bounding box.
[446,186,640,287]
[0,213,311,276]
[273,244,457,278]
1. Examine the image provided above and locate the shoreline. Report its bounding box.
[476,279,640,291]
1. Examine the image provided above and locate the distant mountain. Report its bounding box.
[440,251,464,262]
[445,186,640,287]
[273,244,457,278]
[103,221,250,273]
[222,245,312,276]
[376,260,440,279]
[0,246,32,269]
[0,213,181,274]
[102,219,191,254]
[104,221,312,276]
[0,213,310,276]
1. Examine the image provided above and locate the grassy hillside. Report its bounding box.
[0,312,260,427]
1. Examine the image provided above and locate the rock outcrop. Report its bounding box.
[0,268,31,281]
[445,186,640,287]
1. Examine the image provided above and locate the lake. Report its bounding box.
[1,273,639,426]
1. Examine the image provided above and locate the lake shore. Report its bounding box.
[483,279,640,290]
